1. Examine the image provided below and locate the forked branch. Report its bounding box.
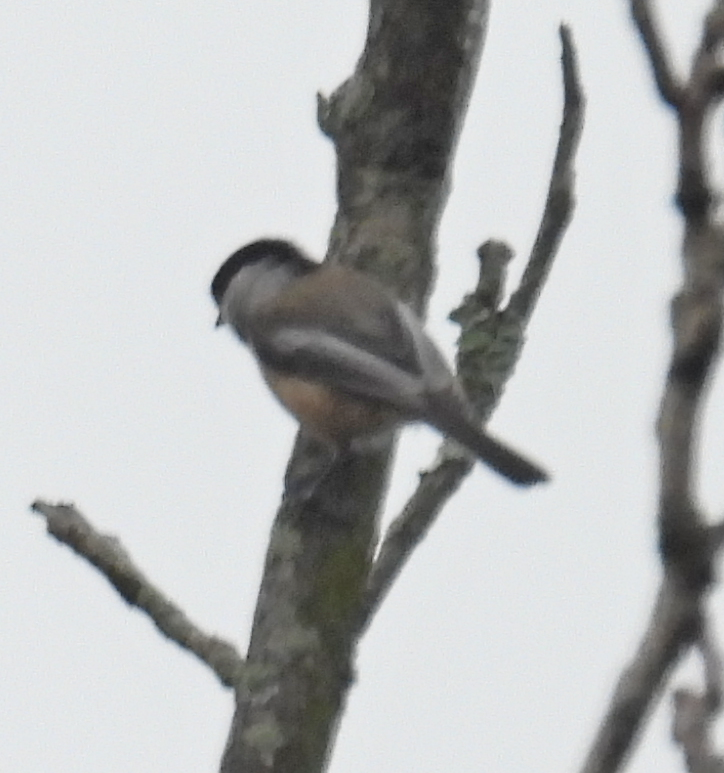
[580,4,724,772]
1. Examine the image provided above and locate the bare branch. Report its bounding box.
[656,0,724,571]
[361,452,473,631]
[579,4,724,771]
[580,579,701,773]
[362,27,584,634]
[675,1,724,219]
[630,0,684,107]
[671,621,724,773]
[700,621,723,711]
[30,500,245,688]
[508,24,586,322]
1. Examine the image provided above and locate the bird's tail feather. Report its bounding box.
[426,392,548,486]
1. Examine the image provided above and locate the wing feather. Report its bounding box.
[248,267,453,415]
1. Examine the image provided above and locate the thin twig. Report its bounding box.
[31,500,245,688]
[630,0,684,107]
[508,24,585,322]
[360,453,473,632]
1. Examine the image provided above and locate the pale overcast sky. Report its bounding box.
[3,2,723,772]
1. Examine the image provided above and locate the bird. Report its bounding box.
[211,238,548,489]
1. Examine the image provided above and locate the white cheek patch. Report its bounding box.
[223,262,298,342]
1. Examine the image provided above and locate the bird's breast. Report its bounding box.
[261,369,399,444]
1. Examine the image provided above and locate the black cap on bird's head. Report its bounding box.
[210,239,316,307]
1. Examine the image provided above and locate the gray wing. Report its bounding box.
[248,265,549,485]
[248,266,456,417]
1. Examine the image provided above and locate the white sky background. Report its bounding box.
[3,1,724,771]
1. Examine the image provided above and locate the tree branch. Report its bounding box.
[30,500,244,689]
[672,620,724,773]
[508,24,586,323]
[630,0,684,107]
[579,4,724,772]
[221,3,495,771]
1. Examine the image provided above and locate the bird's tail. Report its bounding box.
[425,391,548,486]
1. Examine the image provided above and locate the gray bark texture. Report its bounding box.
[220,2,491,771]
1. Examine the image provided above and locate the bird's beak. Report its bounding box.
[214,314,223,328]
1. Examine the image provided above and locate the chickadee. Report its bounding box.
[211,239,548,487]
